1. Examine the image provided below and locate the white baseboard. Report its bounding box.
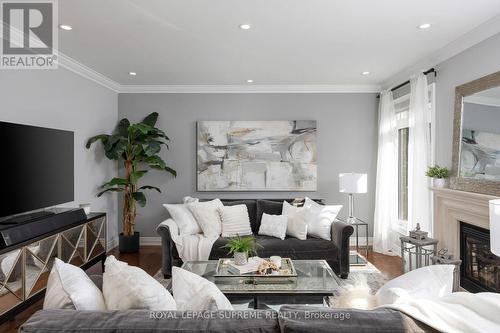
[138,236,372,247]
[140,236,161,246]
[107,237,119,250]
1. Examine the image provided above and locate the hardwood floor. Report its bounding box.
[0,246,401,333]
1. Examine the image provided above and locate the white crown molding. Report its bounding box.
[118,84,381,94]
[382,14,500,89]
[464,95,500,107]
[58,53,122,92]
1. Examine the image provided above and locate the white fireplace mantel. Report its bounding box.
[432,187,499,258]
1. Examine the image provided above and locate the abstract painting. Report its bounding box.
[461,129,500,181]
[197,121,317,191]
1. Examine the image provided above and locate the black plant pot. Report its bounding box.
[119,232,140,253]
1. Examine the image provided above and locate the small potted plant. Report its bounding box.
[222,235,262,265]
[426,165,450,188]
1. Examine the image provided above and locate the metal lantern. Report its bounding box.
[400,234,438,273]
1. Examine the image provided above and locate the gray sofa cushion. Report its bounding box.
[211,236,338,261]
[278,306,438,333]
[20,309,280,333]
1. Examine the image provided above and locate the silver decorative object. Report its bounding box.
[233,252,248,266]
[409,222,428,240]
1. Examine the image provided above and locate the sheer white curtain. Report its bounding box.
[373,91,398,255]
[408,73,432,234]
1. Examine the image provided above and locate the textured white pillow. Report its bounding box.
[43,258,106,310]
[304,198,342,240]
[172,266,233,311]
[282,201,308,240]
[163,203,201,235]
[376,265,455,306]
[258,213,288,240]
[188,199,224,237]
[218,205,253,237]
[103,255,176,310]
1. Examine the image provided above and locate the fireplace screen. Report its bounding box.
[460,222,500,292]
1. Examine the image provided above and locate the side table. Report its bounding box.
[338,217,369,265]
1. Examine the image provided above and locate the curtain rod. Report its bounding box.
[377,68,436,98]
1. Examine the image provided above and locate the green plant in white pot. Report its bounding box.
[426,165,450,188]
[221,236,262,266]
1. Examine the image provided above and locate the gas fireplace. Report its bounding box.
[460,222,500,292]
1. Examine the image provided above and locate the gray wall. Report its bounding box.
[118,93,378,237]
[433,33,500,167]
[0,68,119,247]
[463,102,500,134]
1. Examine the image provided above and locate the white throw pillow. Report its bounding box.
[304,197,342,240]
[218,205,253,237]
[258,213,288,240]
[43,258,106,310]
[172,266,233,311]
[103,255,176,310]
[188,199,224,237]
[375,264,455,306]
[282,201,308,240]
[163,203,201,235]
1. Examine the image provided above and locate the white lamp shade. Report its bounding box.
[339,173,367,194]
[490,199,500,256]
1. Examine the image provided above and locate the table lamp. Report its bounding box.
[339,173,367,224]
[490,199,500,256]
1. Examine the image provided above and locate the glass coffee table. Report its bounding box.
[169,259,339,309]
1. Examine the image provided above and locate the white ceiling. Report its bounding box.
[58,0,500,87]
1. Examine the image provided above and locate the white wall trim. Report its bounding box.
[464,95,500,107]
[107,237,119,251]
[118,84,381,94]
[58,53,122,92]
[382,13,500,89]
[140,236,162,246]
[350,237,373,247]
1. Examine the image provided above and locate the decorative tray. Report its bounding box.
[214,258,297,285]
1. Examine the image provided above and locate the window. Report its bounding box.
[393,83,435,224]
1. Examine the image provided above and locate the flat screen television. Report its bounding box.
[0,121,74,219]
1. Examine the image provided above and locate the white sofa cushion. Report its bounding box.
[282,201,308,240]
[103,255,176,310]
[172,266,233,310]
[375,264,455,306]
[218,205,253,237]
[188,199,224,237]
[258,213,288,240]
[163,203,201,235]
[43,258,106,311]
[304,197,342,240]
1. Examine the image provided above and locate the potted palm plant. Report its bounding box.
[221,235,262,265]
[86,112,176,253]
[426,165,450,188]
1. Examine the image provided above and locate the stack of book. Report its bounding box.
[227,257,266,275]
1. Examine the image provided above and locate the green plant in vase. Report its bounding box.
[426,165,450,188]
[86,112,176,252]
[222,235,262,265]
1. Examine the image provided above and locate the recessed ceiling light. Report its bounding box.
[362,71,370,75]
[129,72,137,76]
[418,23,431,30]
[59,24,72,31]
[247,79,254,83]
[239,24,251,30]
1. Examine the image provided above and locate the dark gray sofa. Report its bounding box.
[157,199,354,279]
[19,307,438,333]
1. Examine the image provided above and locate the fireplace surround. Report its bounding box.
[432,187,499,292]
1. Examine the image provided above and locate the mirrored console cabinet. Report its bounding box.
[0,212,106,323]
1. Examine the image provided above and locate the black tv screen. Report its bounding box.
[0,121,74,218]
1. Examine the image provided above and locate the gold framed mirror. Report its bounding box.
[451,71,500,196]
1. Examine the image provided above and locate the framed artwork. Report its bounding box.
[197,120,317,191]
